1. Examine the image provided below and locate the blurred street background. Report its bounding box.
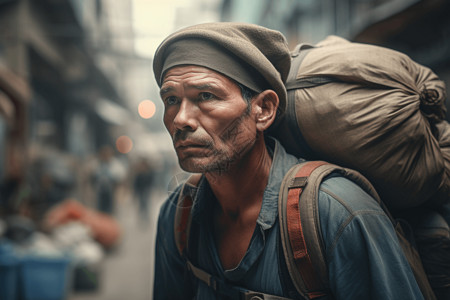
[0,0,449,299]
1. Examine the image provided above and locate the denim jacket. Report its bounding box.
[154,138,423,300]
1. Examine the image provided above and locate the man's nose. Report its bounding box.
[173,99,198,131]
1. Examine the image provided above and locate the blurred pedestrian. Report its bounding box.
[133,158,154,225]
[92,146,121,215]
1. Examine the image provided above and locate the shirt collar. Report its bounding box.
[256,137,299,230]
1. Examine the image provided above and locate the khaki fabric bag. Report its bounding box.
[270,36,449,210]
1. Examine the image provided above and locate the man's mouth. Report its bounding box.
[175,141,208,151]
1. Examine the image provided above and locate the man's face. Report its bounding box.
[160,65,258,173]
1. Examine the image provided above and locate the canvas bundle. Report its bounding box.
[270,36,450,210]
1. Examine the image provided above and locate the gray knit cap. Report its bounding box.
[153,22,291,113]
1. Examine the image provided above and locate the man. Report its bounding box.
[152,22,423,299]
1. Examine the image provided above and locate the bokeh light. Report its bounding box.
[138,100,156,119]
[116,135,133,154]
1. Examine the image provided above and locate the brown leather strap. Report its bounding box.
[286,161,328,299]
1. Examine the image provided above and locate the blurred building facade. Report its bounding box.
[0,0,157,218]
[174,0,222,29]
[221,0,450,120]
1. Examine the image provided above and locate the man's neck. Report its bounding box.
[205,135,272,219]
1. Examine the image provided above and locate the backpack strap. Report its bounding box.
[285,44,334,91]
[174,173,202,256]
[278,161,382,299]
[281,44,336,160]
[187,260,294,300]
[282,44,316,159]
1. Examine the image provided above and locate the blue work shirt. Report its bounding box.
[154,138,423,299]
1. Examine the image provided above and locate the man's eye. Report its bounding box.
[164,96,178,106]
[199,92,215,101]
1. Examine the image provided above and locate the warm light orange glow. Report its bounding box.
[116,135,133,154]
[138,100,156,119]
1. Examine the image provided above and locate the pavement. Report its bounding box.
[68,188,166,300]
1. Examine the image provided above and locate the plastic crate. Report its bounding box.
[19,256,72,300]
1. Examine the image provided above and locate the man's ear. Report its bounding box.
[252,90,279,131]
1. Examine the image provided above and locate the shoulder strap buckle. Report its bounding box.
[289,176,308,189]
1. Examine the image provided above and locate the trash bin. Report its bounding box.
[19,255,72,300]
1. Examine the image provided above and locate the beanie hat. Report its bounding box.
[153,22,291,113]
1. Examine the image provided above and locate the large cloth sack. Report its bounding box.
[270,36,449,210]
[437,121,450,182]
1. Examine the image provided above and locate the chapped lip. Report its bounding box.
[175,141,208,150]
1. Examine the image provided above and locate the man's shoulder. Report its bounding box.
[318,173,384,214]
[314,173,395,260]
